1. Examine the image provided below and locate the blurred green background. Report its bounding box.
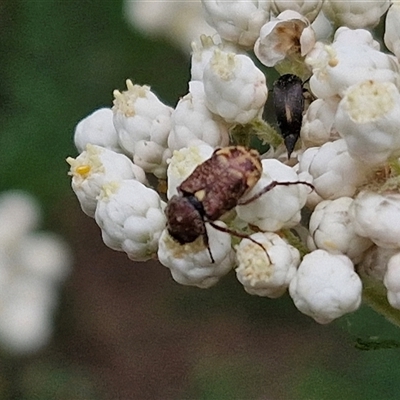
[1,1,400,399]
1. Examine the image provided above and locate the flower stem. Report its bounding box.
[361,273,400,329]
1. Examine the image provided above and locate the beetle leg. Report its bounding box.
[201,228,215,264]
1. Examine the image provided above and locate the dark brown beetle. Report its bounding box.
[165,146,313,262]
[273,74,305,158]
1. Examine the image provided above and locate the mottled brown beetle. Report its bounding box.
[165,146,313,262]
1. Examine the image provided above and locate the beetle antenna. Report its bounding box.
[238,180,314,206]
[207,221,271,263]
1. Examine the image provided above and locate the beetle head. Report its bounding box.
[165,195,206,244]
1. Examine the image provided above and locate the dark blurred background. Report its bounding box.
[1,1,400,399]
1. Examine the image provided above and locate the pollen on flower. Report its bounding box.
[66,144,106,180]
[326,45,339,67]
[210,49,237,81]
[345,80,395,123]
[236,241,273,286]
[75,164,91,176]
[191,34,217,61]
[164,230,208,259]
[112,79,150,117]
[66,158,93,179]
[168,146,209,179]
[98,181,121,201]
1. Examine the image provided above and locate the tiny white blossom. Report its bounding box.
[297,139,371,203]
[301,97,340,148]
[168,81,230,152]
[123,0,215,51]
[307,197,373,263]
[74,108,122,154]
[191,35,226,82]
[255,10,316,67]
[384,252,400,309]
[0,277,55,354]
[112,80,173,177]
[95,180,166,261]
[289,249,362,324]
[335,80,400,166]
[307,27,400,99]
[271,0,324,22]
[323,0,391,29]
[201,0,270,49]
[166,144,214,200]
[203,49,268,124]
[349,191,400,249]
[0,191,41,248]
[133,140,171,179]
[236,159,312,232]
[384,2,400,61]
[67,144,147,217]
[310,10,334,41]
[158,224,234,288]
[236,232,300,298]
[17,232,72,283]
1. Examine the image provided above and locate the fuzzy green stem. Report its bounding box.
[361,273,400,329]
[281,228,310,258]
[230,119,283,150]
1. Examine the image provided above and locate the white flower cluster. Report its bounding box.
[68,1,400,325]
[0,191,71,354]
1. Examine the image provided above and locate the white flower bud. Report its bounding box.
[123,0,215,51]
[384,252,400,309]
[297,139,371,202]
[95,180,166,261]
[310,10,333,41]
[133,140,172,179]
[236,232,300,298]
[0,276,55,354]
[158,224,234,288]
[271,0,323,22]
[323,0,390,29]
[201,0,270,49]
[0,191,41,248]
[255,10,316,67]
[335,80,400,166]
[203,50,268,124]
[307,27,400,99]
[301,97,340,148]
[74,108,122,154]
[16,232,72,283]
[168,81,230,152]
[112,80,173,177]
[236,159,312,232]
[384,3,400,61]
[166,144,214,200]
[350,191,400,249]
[67,144,147,217]
[307,197,373,263]
[289,250,362,324]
